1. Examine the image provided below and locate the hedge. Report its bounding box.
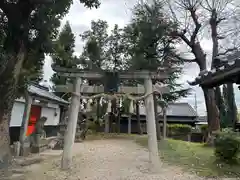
[214,130,240,163]
[167,124,192,135]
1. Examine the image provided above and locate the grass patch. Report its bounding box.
[85,132,137,141]
[135,136,240,178]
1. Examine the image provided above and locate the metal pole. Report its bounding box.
[144,76,161,172]
[61,77,81,169]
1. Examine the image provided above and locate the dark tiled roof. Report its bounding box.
[28,84,68,105]
[139,102,197,117]
[159,102,198,117]
[189,52,240,87]
[189,59,240,87]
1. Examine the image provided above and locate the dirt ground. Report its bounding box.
[10,139,211,180]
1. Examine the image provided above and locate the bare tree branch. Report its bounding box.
[202,0,212,11]
[189,8,202,45]
[167,0,179,24]
[172,30,192,47]
[216,17,226,24]
[217,47,238,56]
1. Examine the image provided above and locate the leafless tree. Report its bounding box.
[201,0,239,127]
[166,0,240,132]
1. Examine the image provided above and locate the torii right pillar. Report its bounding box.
[144,75,162,172]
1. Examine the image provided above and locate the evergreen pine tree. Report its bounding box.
[51,21,78,99]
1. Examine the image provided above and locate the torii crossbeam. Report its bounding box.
[56,84,170,95]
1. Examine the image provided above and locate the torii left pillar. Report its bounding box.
[144,75,162,172]
[61,77,81,169]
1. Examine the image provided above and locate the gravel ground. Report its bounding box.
[19,139,209,180]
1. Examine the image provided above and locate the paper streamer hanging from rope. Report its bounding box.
[73,83,168,106]
[86,99,92,112]
[107,100,112,113]
[129,99,134,114]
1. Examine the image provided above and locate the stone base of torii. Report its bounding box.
[52,66,170,172]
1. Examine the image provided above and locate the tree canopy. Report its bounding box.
[51,21,78,99]
[0,0,101,170]
[0,0,100,86]
[76,1,190,102]
[122,1,190,102]
[80,20,109,71]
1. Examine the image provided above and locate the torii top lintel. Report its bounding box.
[52,66,170,80]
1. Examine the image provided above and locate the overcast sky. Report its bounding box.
[43,0,240,116]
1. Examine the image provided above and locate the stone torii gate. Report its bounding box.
[52,66,170,172]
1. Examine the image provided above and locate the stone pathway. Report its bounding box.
[19,139,208,180]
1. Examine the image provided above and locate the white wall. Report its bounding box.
[41,106,61,126]
[10,101,61,127]
[10,101,25,127]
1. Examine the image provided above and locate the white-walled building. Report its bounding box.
[10,83,68,143]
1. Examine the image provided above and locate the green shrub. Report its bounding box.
[200,124,208,133]
[87,120,99,132]
[214,131,240,163]
[167,124,192,135]
[222,128,234,133]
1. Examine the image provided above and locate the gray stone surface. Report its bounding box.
[20,140,216,180]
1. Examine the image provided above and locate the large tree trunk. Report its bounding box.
[135,101,142,134]
[203,88,220,146]
[0,79,18,174]
[0,44,26,172]
[0,111,13,174]
[192,42,220,133]
[209,9,222,133]
[223,83,238,128]
[203,88,220,132]
[19,92,32,156]
[215,87,226,126]
[153,94,161,140]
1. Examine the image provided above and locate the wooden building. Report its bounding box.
[119,102,198,133]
